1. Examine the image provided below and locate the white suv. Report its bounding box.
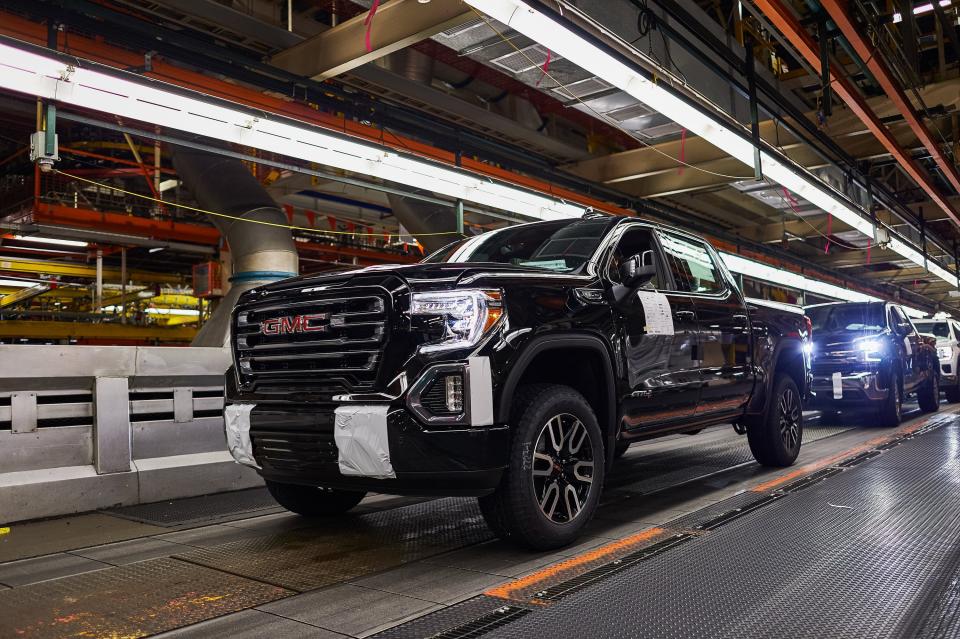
[915,318,960,402]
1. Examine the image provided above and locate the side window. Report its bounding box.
[658,232,724,294]
[607,227,660,289]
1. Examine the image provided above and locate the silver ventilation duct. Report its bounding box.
[172,148,299,347]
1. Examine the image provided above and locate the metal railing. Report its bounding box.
[0,345,260,523]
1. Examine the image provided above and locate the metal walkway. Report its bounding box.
[0,410,948,638]
[380,412,960,639]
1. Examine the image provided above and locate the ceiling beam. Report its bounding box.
[753,0,960,230]
[270,0,474,80]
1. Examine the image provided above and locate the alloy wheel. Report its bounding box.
[531,413,595,524]
[778,387,801,452]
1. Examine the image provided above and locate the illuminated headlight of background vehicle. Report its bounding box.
[856,338,885,362]
[938,346,952,360]
[409,289,503,353]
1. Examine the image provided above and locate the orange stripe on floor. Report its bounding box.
[752,412,944,493]
[485,527,666,601]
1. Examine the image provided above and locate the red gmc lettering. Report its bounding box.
[260,314,328,335]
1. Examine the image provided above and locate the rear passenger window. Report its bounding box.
[658,232,724,294]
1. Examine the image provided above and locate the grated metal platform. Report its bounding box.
[428,416,960,639]
[0,557,291,639]
[175,497,494,591]
[104,488,282,527]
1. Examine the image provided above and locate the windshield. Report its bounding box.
[805,304,885,334]
[915,321,951,338]
[422,219,612,272]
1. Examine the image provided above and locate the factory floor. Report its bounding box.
[1,402,956,639]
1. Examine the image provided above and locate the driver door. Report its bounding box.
[608,225,701,432]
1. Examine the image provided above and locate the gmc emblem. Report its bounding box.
[260,313,328,335]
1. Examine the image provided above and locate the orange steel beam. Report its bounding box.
[819,0,960,209]
[0,11,636,219]
[751,0,960,229]
[34,203,417,264]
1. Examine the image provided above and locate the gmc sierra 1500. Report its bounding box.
[224,214,811,549]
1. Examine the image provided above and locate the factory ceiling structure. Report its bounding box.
[0,0,959,342]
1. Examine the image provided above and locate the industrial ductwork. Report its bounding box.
[172,148,298,347]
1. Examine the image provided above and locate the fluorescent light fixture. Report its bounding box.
[0,278,33,288]
[144,307,200,316]
[158,178,180,192]
[893,0,950,22]
[720,252,927,317]
[13,234,88,247]
[0,40,585,222]
[466,0,957,286]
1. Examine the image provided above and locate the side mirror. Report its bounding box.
[619,251,657,288]
[897,322,913,336]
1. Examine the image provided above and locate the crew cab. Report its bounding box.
[224,215,811,549]
[914,317,960,403]
[804,302,940,426]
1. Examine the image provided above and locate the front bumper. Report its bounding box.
[224,357,507,496]
[808,371,889,409]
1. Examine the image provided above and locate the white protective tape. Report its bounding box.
[224,403,259,468]
[334,405,396,479]
[832,372,843,400]
[468,356,494,427]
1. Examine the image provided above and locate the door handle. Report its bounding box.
[674,310,696,320]
[732,314,749,328]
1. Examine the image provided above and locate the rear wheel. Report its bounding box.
[877,369,902,428]
[478,384,605,550]
[747,374,802,467]
[917,370,941,413]
[265,481,366,517]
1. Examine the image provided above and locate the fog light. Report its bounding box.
[445,374,464,413]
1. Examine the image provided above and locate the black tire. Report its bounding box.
[265,480,366,517]
[613,441,630,459]
[917,370,940,413]
[747,374,803,467]
[877,369,902,428]
[478,384,605,550]
[946,383,960,404]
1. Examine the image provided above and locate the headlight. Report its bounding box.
[856,338,884,362]
[409,289,503,353]
[938,346,951,359]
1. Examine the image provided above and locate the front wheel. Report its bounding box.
[917,371,940,413]
[478,384,605,550]
[747,374,802,467]
[945,381,960,403]
[877,369,902,428]
[265,480,366,517]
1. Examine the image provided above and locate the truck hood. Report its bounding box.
[254,262,588,294]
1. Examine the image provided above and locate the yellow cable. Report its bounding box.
[53,169,464,239]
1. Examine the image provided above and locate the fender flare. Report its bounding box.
[747,337,805,417]
[497,333,618,462]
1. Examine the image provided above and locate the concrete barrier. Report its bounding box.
[0,345,261,523]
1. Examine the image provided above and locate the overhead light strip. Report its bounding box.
[463,0,957,287]
[0,39,586,223]
[721,251,927,317]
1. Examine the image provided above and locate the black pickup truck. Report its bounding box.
[804,301,940,426]
[224,215,811,549]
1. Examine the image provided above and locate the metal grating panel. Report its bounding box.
[104,487,281,527]
[0,557,291,639]
[488,419,960,639]
[490,44,557,74]
[551,77,613,100]
[438,16,488,38]
[175,497,493,592]
[605,102,656,122]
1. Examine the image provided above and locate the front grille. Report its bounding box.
[250,409,338,474]
[233,289,390,396]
